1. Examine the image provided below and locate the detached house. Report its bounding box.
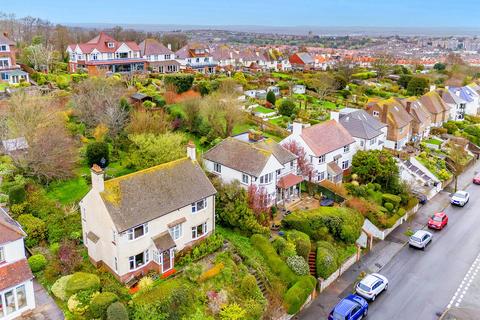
[400,99,432,142]
[419,91,450,127]
[67,32,146,75]
[366,98,413,150]
[332,108,387,151]
[0,207,35,320]
[0,32,29,85]
[442,86,479,120]
[139,39,180,73]
[79,144,217,283]
[203,132,301,206]
[175,43,217,74]
[289,52,314,71]
[281,120,355,184]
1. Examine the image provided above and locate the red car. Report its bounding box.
[474,174,480,185]
[428,212,448,230]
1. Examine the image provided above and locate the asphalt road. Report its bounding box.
[368,183,480,320]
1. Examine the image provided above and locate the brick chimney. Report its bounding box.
[187,141,196,161]
[292,121,304,136]
[91,164,104,192]
[406,101,412,114]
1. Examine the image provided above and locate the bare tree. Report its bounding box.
[72,78,128,135]
[372,52,395,79]
[22,43,58,72]
[202,94,244,138]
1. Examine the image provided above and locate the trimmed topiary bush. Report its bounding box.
[283,275,316,314]
[251,234,298,286]
[89,292,118,319]
[285,230,311,260]
[107,302,129,320]
[28,254,47,272]
[316,243,339,279]
[65,272,101,297]
[286,255,310,276]
[382,194,401,208]
[51,275,73,301]
[384,202,394,212]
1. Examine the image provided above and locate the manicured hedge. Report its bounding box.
[283,275,316,314]
[382,194,401,208]
[285,230,311,260]
[251,234,298,287]
[282,207,364,244]
[107,302,129,320]
[164,74,194,93]
[51,275,72,301]
[89,292,118,319]
[316,241,339,279]
[28,254,47,272]
[65,272,101,297]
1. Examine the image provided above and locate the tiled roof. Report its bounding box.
[101,158,216,232]
[203,138,272,177]
[0,33,15,46]
[373,98,413,128]
[139,38,173,56]
[420,91,450,114]
[69,32,139,54]
[277,173,303,189]
[0,259,33,291]
[0,207,25,245]
[254,139,297,165]
[296,52,314,64]
[300,120,355,156]
[339,110,386,140]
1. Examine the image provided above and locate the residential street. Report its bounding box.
[299,160,480,320]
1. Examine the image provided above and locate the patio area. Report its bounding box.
[271,194,321,232]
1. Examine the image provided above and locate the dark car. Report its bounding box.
[329,294,368,320]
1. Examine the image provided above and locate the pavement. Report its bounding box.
[299,160,480,320]
[20,280,64,320]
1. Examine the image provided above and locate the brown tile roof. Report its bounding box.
[277,173,303,189]
[420,91,450,115]
[0,259,34,291]
[139,38,173,56]
[401,99,431,124]
[0,207,25,245]
[327,162,343,175]
[203,138,273,177]
[101,158,216,232]
[254,139,297,165]
[375,98,413,128]
[152,231,176,251]
[300,120,355,156]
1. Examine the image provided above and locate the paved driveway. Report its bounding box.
[21,280,64,320]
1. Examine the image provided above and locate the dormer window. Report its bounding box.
[107,42,115,48]
[0,45,8,52]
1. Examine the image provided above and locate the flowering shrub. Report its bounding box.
[286,256,310,276]
[137,276,154,291]
[198,262,224,282]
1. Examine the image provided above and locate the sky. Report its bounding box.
[2,0,480,28]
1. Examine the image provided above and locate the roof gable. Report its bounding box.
[300,120,355,156]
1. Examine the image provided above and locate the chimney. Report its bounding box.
[406,101,412,113]
[3,32,8,38]
[381,104,388,124]
[187,141,196,161]
[167,43,172,50]
[330,111,340,122]
[91,164,104,192]
[429,85,436,92]
[292,121,304,136]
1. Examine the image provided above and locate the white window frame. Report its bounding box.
[191,198,207,213]
[342,160,349,170]
[318,155,326,164]
[0,45,7,52]
[213,163,222,173]
[107,42,115,48]
[242,173,249,184]
[259,172,273,184]
[0,58,9,68]
[169,224,183,240]
[318,171,325,181]
[344,144,350,153]
[0,246,4,263]
[370,137,377,146]
[126,223,148,241]
[373,110,380,117]
[128,250,149,271]
[191,222,208,240]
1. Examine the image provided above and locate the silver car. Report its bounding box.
[355,273,389,301]
[409,230,432,249]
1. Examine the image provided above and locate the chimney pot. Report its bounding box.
[187,141,196,161]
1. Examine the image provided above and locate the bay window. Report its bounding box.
[192,222,208,240]
[0,284,27,317]
[129,250,149,270]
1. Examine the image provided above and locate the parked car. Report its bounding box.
[355,273,389,301]
[473,174,480,185]
[428,212,448,230]
[409,230,432,249]
[328,294,368,320]
[412,191,427,205]
[451,191,470,207]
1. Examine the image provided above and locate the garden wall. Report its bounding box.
[362,204,419,241]
[318,249,360,293]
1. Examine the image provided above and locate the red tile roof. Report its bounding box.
[300,120,355,156]
[69,32,140,54]
[277,173,303,189]
[0,208,24,245]
[0,259,34,291]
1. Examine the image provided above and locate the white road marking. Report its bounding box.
[447,251,480,310]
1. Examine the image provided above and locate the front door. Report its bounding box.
[161,249,173,273]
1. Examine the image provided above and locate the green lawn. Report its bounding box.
[271,72,292,80]
[46,176,90,205]
[232,123,257,135]
[425,138,443,146]
[254,106,276,114]
[268,116,288,126]
[0,82,9,92]
[166,103,185,117]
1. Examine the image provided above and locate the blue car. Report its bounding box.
[328,294,368,320]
